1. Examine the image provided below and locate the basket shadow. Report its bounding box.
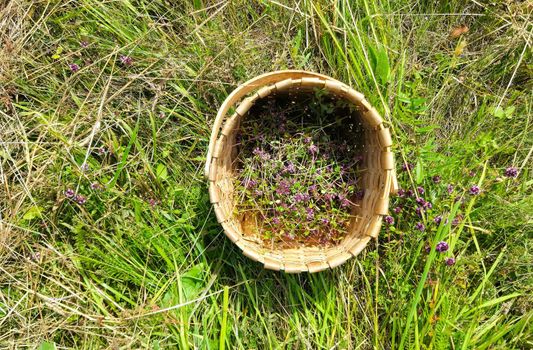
[204,211,362,317]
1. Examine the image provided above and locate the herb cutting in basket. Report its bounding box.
[234,89,367,247]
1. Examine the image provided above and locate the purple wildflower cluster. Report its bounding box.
[401,163,413,172]
[235,92,365,245]
[469,184,480,195]
[120,55,133,66]
[64,188,86,205]
[435,241,449,252]
[504,167,518,178]
[69,63,80,72]
[445,257,456,266]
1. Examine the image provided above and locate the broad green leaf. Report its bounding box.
[376,47,390,84]
[156,163,168,181]
[21,206,43,221]
[181,263,205,301]
[491,106,505,119]
[415,161,424,184]
[369,45,391,84]
[38,342,57,350]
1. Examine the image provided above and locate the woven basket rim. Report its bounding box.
[206,70,398,273]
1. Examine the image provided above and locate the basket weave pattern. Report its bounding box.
[206,71,397,273]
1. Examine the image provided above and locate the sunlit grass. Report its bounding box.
[0,0,531,348]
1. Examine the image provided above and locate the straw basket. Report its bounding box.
[205,70,398,273]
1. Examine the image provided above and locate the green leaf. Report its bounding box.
[37,342,57,350]
[369,45,390,84]
[468,293,522,314]
[415,161,424,184]
[504,105,515,119]
[21,206,43,221]
[156,163,168,181]
[181,263,205,301]
[491,106,505,119]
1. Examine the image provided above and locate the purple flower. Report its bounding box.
[417,186,425,195]
[432,175,441,184]
[415,222,425,232]
[469,171,476,177]
[445,257,456,266]
[447,184,454,194]
[97,147,107,155]
[397,189,405,197]
[384,215,394,225]
[393,206,402,214]
[434,215,443,224]
[272,217,280,225]
[340,198,351,207]
[324,193,335,201]
[415,207,423,216]
[306,208,315,221]
[283,162,296,174]
[65,188,75,198]
[120,55,133,66]
[340,164,347,175]
[80,163,89,172]
[401,163,413,172]
[308,144,318,154]
[504,167,518,178]
[276,181,290,195]
[253,147,270,160]
[80,40,89,48]
[321,218,329,224]
[469,185,480,195]
[416,197,426,205]
[452,216,462,226]
[148,198,158,207]
[423,201,433,209]
[304,137,312,144]
[31,251,41,262]
[425,245,431,253]
[68,63,80,72]
[244,179,257,189]
[90,182,101,190]
[75,195,87,205]
[406,189,414,197]
[294,193,306,202]
[308,185,318,193]
[436,241,449,253]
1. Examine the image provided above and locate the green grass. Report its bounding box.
[1,0,531,348]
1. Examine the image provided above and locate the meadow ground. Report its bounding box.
[0,1,531,349]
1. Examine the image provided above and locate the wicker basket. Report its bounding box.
[205,70,398,273]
